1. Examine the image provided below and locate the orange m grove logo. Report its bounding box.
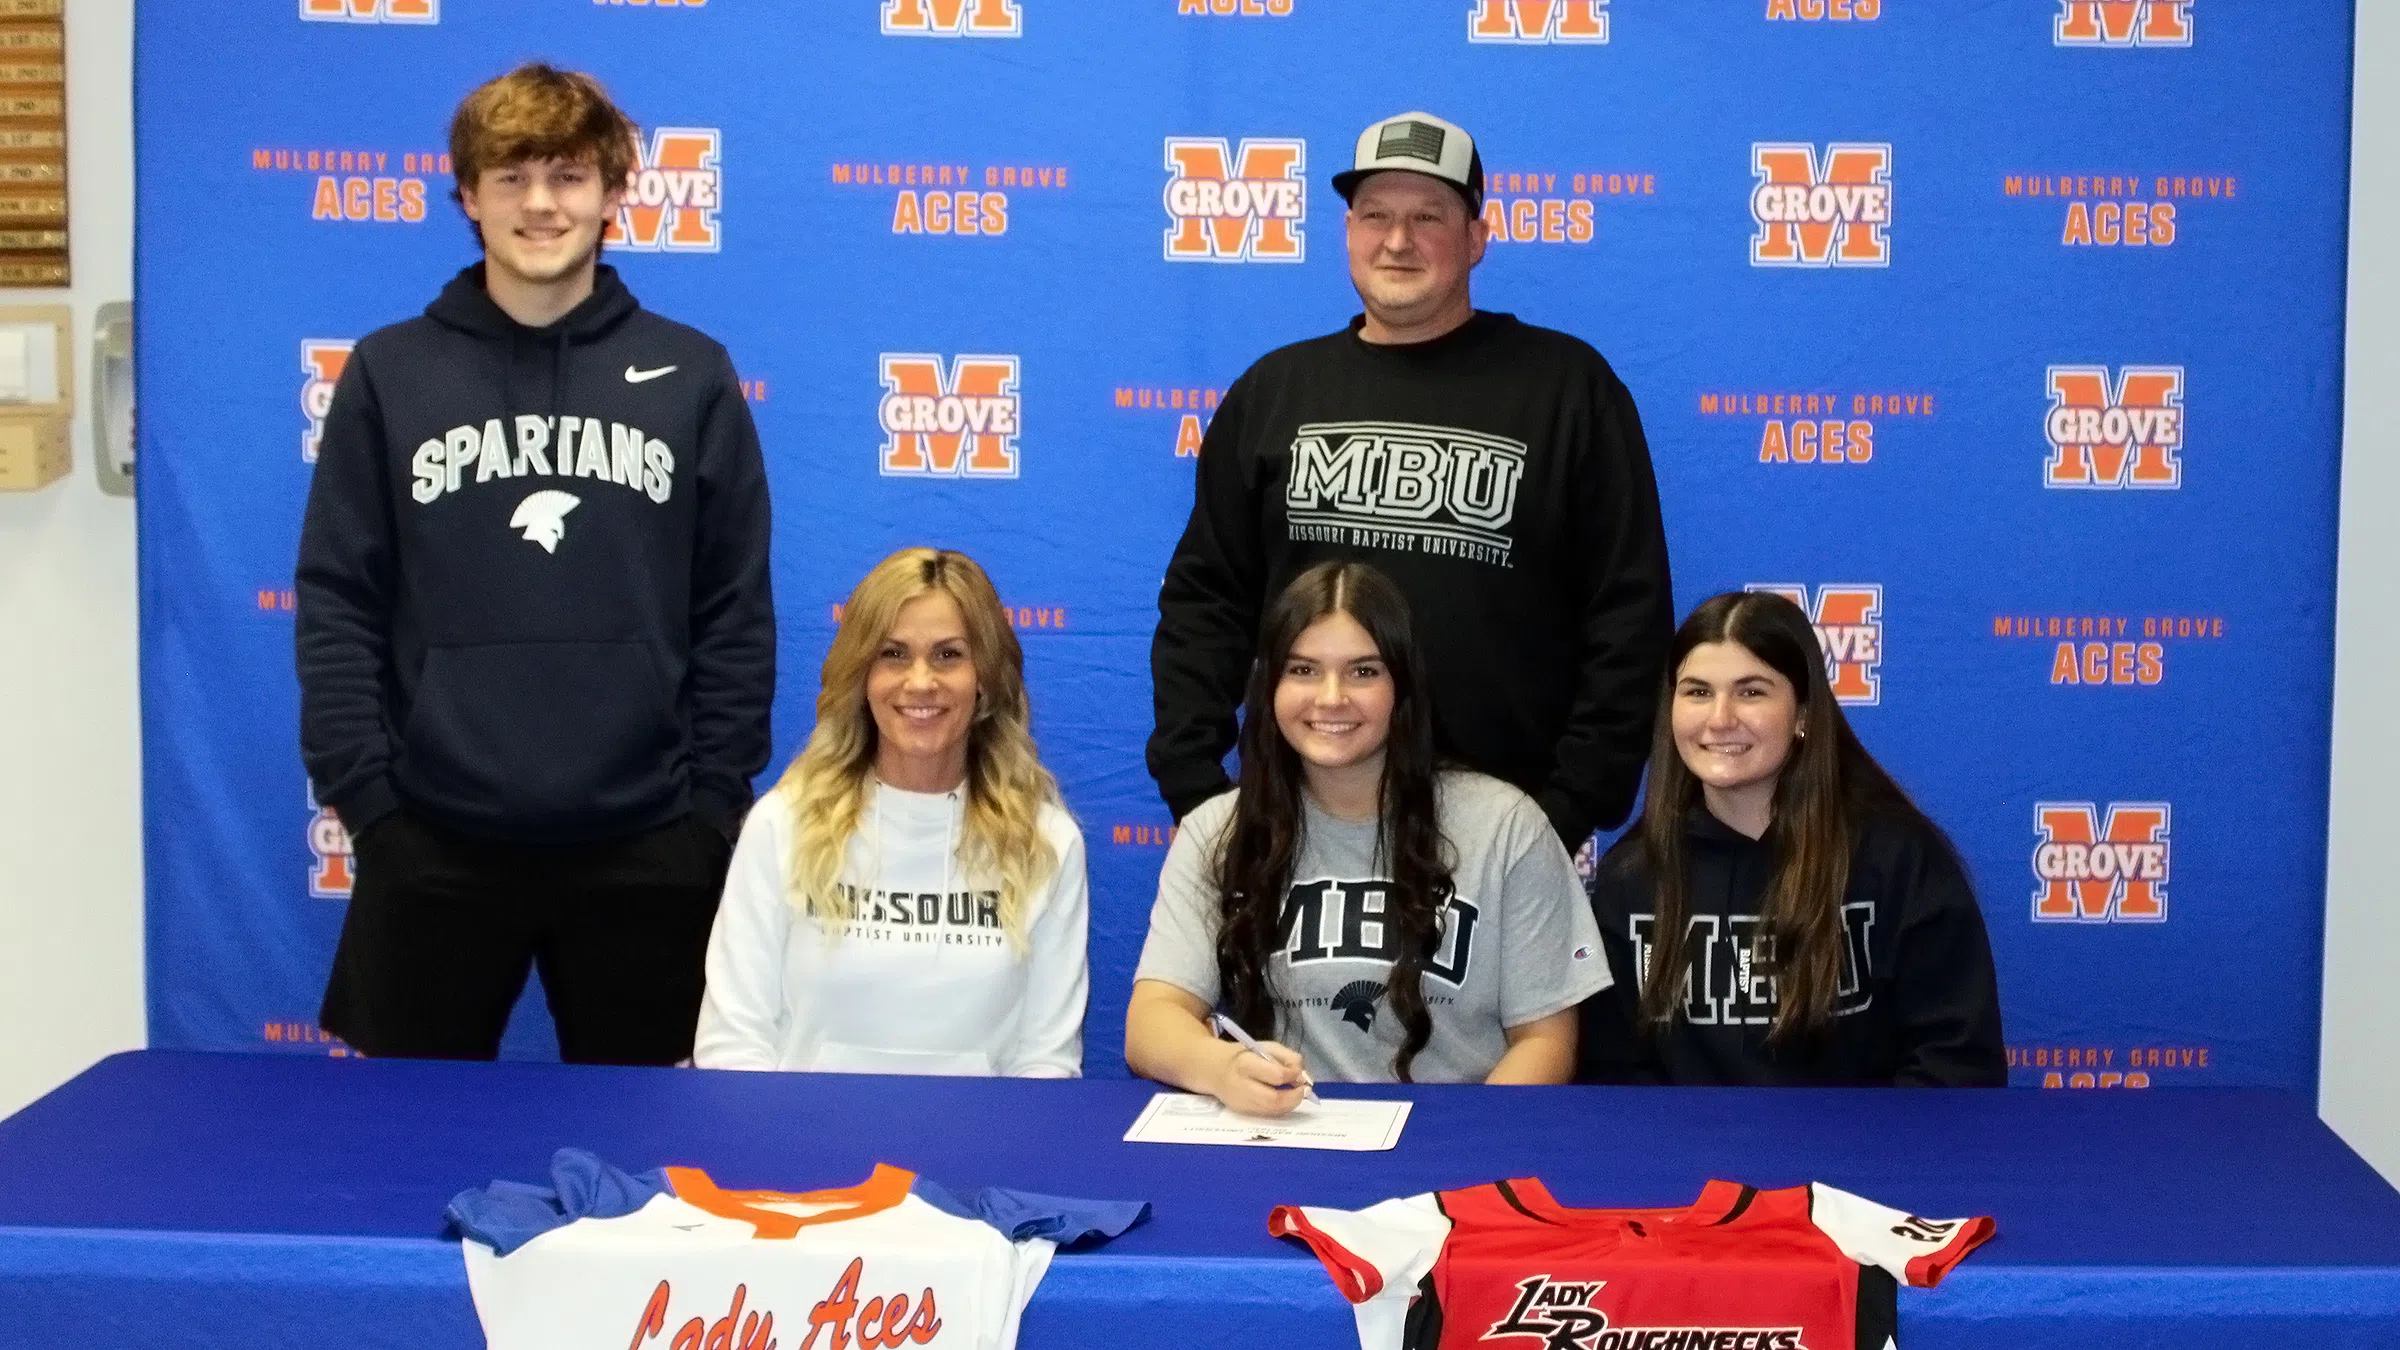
[2055,1,2190,47]
[2045,365,2183,489]
[308,787,355,898]
[1751,143,1891,267]
[879,354,1021,478]
[2033,802,2168,922]
[606,128,721,253]
[884,0,1021,36]
[1745,584,1882,704]
[300,0,436,21]
[1467,0,1607,43]
[301,340,354,464]
[1164,138,1305,263]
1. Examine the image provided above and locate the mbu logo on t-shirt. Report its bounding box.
[1282,420,1527,568]
[1277,877,1482,1031]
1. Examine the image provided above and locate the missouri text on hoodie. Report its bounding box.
[693,782,1091,1076]
[296,263,775,843]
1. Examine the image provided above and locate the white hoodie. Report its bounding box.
[694,780,1089,1076]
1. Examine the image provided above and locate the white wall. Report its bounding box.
[0,0,141,1119]
[2320,1,2400,1184]
[0,3,2396,1160]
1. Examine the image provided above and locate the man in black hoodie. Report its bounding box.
[1149,111,1673,849]
[296,65,774,1063]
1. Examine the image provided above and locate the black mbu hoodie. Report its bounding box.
[296,264,774,844]
[1148,312,1674,846]
[1578,808,2007,1086]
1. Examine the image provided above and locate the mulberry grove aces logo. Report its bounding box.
[2055,1,2191,47]
[1164,138,1305,262]
[301,339,354,463]
[307,786,354,898]
[1750,143,1891,267]
[2044,365,2183,489]
[2033,802,2169,922]
[879,354,1021,478]
[884,0,1021,36]
[299,0,435,21]
[1745,584,1882,704]
[1467,0,1607,43]
[604,129,722,253]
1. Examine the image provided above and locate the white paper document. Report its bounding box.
[1122,1091,1413,1151]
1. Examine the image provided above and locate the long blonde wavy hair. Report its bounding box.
[777,547,1061,946]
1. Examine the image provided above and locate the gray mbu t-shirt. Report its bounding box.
[1135,771,1610,1083]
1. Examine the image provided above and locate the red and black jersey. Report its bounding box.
[1270,1178,1992,1350]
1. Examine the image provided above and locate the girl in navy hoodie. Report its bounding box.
[1578,591,2005,1087]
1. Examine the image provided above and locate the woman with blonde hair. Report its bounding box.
[694,547,1088,1076]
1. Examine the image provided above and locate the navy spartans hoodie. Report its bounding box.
[296,263,775,844]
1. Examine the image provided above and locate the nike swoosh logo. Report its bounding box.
[625,364,679,383]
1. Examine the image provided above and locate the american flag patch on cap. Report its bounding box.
[1376,120,1446,166]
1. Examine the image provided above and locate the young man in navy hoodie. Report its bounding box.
[296,65,774,1064]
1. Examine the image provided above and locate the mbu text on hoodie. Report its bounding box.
[1579,807,2007,1087]
[296,264,775,844]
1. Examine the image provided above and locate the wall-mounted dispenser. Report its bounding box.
[93,302,131,497]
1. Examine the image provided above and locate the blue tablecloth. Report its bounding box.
[1,1052,2396,1347]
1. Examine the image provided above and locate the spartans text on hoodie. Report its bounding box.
[296,264,775,843]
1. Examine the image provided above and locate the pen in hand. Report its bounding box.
[1209,1012,1317,1101]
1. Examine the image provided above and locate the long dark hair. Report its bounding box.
[1627,590,1946,1040]
[1214,561,1455,1081]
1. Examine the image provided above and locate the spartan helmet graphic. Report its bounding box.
[1331,979,1388,1033]
[508,490,581,553]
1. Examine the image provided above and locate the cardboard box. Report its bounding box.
[0,410,66,490]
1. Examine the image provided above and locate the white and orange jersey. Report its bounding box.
[453,1150,1147,1350]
